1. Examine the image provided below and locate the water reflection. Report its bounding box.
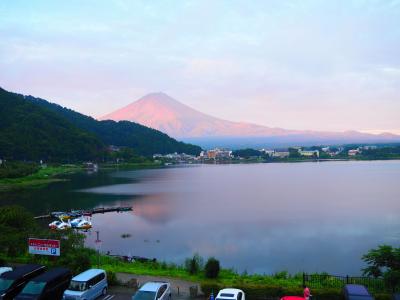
[81,161,400,275]
[2,161,399,274]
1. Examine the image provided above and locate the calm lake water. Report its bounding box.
[2,161,400,275]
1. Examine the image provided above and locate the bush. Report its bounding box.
[106,270,119,286]
[59,251,92,275]
[185,254,204,275]
[205,257,220,279]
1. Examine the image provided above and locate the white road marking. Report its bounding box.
[102,295,115,300]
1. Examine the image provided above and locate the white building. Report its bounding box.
[272,151,290,158]
[299,150,319,158]
[348,149,360,156]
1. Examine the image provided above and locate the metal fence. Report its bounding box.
[303,273,398,293]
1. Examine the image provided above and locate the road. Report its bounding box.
[96,273,203,300]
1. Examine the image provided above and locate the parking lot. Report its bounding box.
[96,273,203,300]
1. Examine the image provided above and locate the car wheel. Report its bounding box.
[102,287,107,295]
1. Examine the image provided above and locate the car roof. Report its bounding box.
[344,284,370,296]
[140,282,168,292]
[217,288,243,296]
[29,268,70,283]
[72,269,105,281]
[1,265,45,280]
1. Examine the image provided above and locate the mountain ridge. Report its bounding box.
[101,93,400,144]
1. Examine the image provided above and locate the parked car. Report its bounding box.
[393,294,400,300]
[15,267,72,300]
[216,288,245,300]
[131,281,171,300]
[343,284,374,300]
[63,269,107,300]
[0,268,12,277]
[0,264,46,300]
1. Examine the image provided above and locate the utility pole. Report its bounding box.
[95,231,102,267]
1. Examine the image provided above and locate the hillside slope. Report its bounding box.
[0,88,103,161]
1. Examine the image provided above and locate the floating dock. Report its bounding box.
[34,206,132,220]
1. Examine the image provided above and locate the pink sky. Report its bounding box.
[0,0,399,133]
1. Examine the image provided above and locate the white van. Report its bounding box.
[216,288,245,300]
[63,269,107,300]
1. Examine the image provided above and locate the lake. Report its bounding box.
[2,160,399,275]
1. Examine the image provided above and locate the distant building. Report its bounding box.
[361,145,377,150]
[206,148,232,159]
[348,149,360,156]
[272,151,290,158]
[299,150,319,158]
[260,149,275,157]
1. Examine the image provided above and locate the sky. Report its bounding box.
[0,0,400,133]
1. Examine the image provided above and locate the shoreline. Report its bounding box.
[1,158,398,192]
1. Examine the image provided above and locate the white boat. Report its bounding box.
[49,220,62,230]
[70,218,84,228]
[49,220,71,230]
[75,220,92,230]
[57,221,71,230]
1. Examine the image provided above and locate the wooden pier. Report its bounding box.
[34,206,132,220]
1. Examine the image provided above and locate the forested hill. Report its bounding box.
[25,94,202,156]
[0,88,103,161]
[0,87,202,161]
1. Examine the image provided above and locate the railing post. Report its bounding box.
[346,275,349,284]
[303,272,305,287]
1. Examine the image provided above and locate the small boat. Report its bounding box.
[49,220,71,230]
[58,214,72,221]
[74,220,92,230]
[49,220,62,230]
[117,207,132,212]
[70,218,84,228]
[57,221,71,230]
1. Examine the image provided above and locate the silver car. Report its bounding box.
[132,281,171,300]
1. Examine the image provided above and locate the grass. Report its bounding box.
[0,164,82,192]
[95,254,303,287]
[100,160,163,169]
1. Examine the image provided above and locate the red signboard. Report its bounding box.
[28,238,60,256]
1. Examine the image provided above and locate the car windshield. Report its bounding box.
[0,278,14,292]
[68,280,87,291]
[21,281,46,295]
[133,290,157,300]
[349,296,374,300]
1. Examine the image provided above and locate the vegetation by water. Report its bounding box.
[0,164,82,192]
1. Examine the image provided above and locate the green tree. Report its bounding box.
[184,253,204,275]
[362,245,400,291]
[205,257,220,278]
[0,205,38,256]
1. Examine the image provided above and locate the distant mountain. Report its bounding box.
[27,95,202,156]
[101,93,400,148]
[101,92,293,137]
[0,88,202,161]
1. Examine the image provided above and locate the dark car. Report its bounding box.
[343,284,374,300]
[15,268,72,300]
[393,294,400,300]
[0,264,46,300]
